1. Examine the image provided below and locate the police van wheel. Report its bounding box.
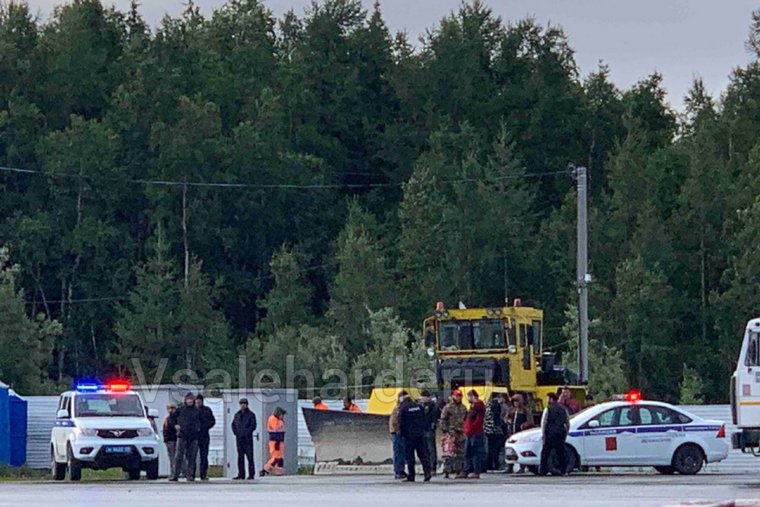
[654,466,675,475]
[67,446,82,481]
[145,461,159,480]
[126,467,141,480]
[51,449,66,481]
[672,445,703,475]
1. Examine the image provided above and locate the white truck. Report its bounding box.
[731,317,760,454]
[50,381,160,481]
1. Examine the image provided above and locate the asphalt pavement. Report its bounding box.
[3,473,760,507]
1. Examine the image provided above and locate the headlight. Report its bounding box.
[78,427,98,437]
[137,428,154,437]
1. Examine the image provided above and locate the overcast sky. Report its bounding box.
[24,0,759,110]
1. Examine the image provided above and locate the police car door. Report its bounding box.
[54,394,72,456]
[636,405,684,463]
[580,407,638,465]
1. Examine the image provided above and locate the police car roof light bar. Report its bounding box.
[106,381,131,392]
[75,383,100,392]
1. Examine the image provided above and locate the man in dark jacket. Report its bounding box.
[397,392,432,482]
[539,392,570,476]
[163,403,178,478]
[231,398,257,480]
[419,390,440,474]
[195,394,216,481]
[169,392,201,482]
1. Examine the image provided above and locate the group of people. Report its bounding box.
[163,393,216,482]
[163,394,288,482]
[388,385,583,481]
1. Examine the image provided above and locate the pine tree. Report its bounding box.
[679,364,705,405]
[327,200,395,357]
[352,308,432,396]
[113,229,181,378]
[258,245,314,335]
[0,246,62,392]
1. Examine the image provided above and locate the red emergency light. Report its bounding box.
[106,381,131,392]
[625,389,642,403]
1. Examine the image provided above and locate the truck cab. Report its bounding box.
[425,301,581,410]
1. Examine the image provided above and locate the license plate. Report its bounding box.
[105,446,131,454]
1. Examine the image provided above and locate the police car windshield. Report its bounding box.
[75,394,145,417]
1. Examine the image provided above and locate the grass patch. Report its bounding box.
[0,465,48,481]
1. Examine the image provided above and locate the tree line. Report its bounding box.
[1,0,758,402]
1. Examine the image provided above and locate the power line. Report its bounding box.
[0,165,569,190]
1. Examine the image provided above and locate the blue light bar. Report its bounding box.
[75,383,100,392]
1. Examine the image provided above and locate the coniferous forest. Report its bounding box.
[1,0,759,402]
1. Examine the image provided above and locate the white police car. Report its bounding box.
[50,381,160,481]
[505,392,729,475]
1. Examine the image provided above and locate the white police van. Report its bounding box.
[50,381,160,481]
[505,391,729,475]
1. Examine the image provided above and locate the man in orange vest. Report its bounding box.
[343,395,362,413]
[261,407,286,476]
[312,397,329,410]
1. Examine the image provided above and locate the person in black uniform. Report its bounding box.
[169,392,201,482]
[539,392,570,476]
[195,394,216,481]
[397,391,432,482]
[231,398,257,480]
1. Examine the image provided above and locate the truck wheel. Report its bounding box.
[51,448,66,481]
[672,445,703,475]
[145,461,159,480]
[126,467,141,480]
[67,446,82,481]
[654,466,675,475]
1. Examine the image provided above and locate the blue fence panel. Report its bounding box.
[9,395,27,466]
[0,386,9,465]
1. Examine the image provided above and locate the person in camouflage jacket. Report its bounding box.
[439,390,467,478]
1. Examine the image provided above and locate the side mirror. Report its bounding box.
[588,420,600,429]
[56,409,69,419]
[148,408,159,418]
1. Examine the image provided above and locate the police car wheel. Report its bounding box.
[146,461,159,480]
[654,466,675,475]
[527,466,539,475]
[672,445,703,475]
[126,467,141,480]
[67,446,82,481]
[51,450,66,481]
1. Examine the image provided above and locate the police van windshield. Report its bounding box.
[439,320,506,350]
[75,394,145,417]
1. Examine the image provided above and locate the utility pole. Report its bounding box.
[572,165,590,385]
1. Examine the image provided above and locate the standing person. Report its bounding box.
[163,403,178,479]
[262,407,286,476]
[169,393,201,482]
[231,398,257,480]
[439,390,466,479]
[504,394,534,473]
[558,386,580,415]
[539,392,570,476]
[312,397,329,410]
[397,392,432,482]
[389,392,406,480]
[343,396,362,413]
[419,389,440,474]
[463,390,486,479]
[484,394,505,472]
[195,394,216,481]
